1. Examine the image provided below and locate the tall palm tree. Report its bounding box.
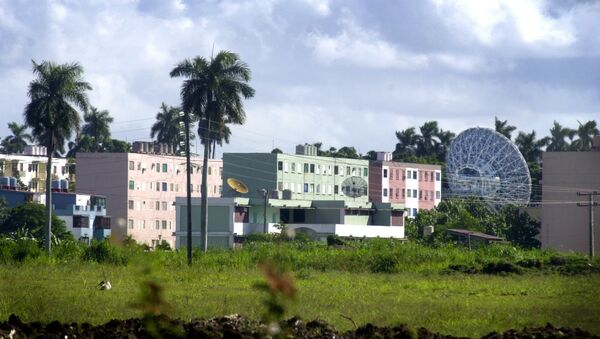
[82,107,113,152]
[2,122,33,153]
[416,121,439,157]
[170,50,255,252]
[150,102,184,150]
[494,116,516,140]
[515,131,549,163]
[547,121,576,152]
[571,120,599,151]
[24,60,91,254]
[394,127,418,159]
[435,129,455,162]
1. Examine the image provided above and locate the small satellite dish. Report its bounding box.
[227,177,249,194]
[341,176,368,199]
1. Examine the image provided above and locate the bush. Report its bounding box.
[326,235,345,246]
[10,239,43,263]
[53,240,83,261]
[370,253,399,273]
[482,261,522,275]
[83,240,128,265]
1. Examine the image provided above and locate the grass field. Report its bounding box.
[1,258,599,337]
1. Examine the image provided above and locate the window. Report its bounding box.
[419,190,422,199]
[425,172,429,181]
[162,163,167,172]
[162,182,167,192]
[170,183,174,191]
[334,185,339,194]
[218,185,222,194]
[128,200,134,210]
[129,161,135,170]
[352,167,357,176]
[150,182,154,190]
[419,171,422,181]
[155,163,160,172]
[128,219,134,229]
[297,163,302,173]
[390,169,393,179]
[436,172,441,181]
[283,182,288,190]
[161,201,167,211]
[129,180,134,190]
[291,162,296,172]
[383,169,388,178]
[396,188,399,198]
[175,184,179,192]
[364,168,368,177]
[304,183,308,193]
[208,167,212,175]
[162,220,167,229]
[310,164,315,173]
[406,170,411,178]
[304,163,309,172]
[284,162,289,172]
[346,166,351,175]
[403,189,406,197]
[412,190,417,198]
[315,164,320,174]
[383,188,388,197]
[436,191,441,199]
[156,182,160,191]
[155,201,160,210]
[396,169,400,179]
[425,191,429,200]
[412,208,418,216]
[155,220,160,230]
[309,183,314,193]
[316,184,320,194]
[278,181,283,191]
[328,185,333,194]
[334,165,339,175]
[137,162,141,171]
[278,161,283,170]
[413,171,417,180]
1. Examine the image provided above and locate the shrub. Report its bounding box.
[370,253,399,273]
[481,261,522,275]
[326,235,345,246]
[53,240,83,261]
[11,239,43,262]
[83,240,128,265]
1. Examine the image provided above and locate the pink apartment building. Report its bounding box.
[76,146,222,247]
[369,152,442,218]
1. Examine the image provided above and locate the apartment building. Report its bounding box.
[369,152,442,218]
[0,145,70,192]
[76,143,222,247]
[222,144,371,203]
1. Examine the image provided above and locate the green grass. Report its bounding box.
[0,260,599,337]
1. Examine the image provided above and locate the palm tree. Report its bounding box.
[435,129,455,162]
[515,131,549,163]
[82,107,113,152]
[150,102,184,150]
[1,122,32,153]
[571,120,599,151]
[199,116,231,159]
[394,127,418,159]
[416,121,439,157]
[170,51,255,252]
[494,116,516,140]
[24,60,91,254]
[547,121,576,152]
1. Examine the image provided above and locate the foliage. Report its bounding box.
[571,120,599,151]
[81,107,113,152]
[515,130,549,163]
[150,102,186,152]
[0,122,32,154]
[494,116,516,140]
[0,203,72,242]
[393,121,454,163]
[82,239,128,265]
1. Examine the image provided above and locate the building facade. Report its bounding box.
[75,148,222,248]
[541,141,600,254]
[222,145,371,203]
[369,152,442,218]
[0,146,70,192]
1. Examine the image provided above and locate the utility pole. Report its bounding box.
[260,188,268,234]
[577,191,599,258]
[181,111,192,266]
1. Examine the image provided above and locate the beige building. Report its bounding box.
[541,136,600,253]
[0,146,70,192]
[76,148,222,248]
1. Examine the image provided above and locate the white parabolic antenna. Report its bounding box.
[446,127,531,208]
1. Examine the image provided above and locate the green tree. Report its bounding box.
[1,122,33,154]
[150,102,184,151]
[104,139,131,153]
[82,107,113,152]
[434,129,455,162]
[500,205,540,248]
[393,127,418,160]
[416,121,439,157]
[515,130,548,163]
[335,146,360,159]
[170,51,255,252]
[494,116,516,140]
[24,60,91,254]
[1,202,72,242]
[547,121,576,152]
[571,120,599,151]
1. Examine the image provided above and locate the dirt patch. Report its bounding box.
[0,314,597,338]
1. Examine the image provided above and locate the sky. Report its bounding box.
[1,0,599,156]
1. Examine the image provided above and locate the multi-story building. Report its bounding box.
[0,145,70,192]
[222,144,371,203]
[369,152,442,218]
[541,136,600,254]
[0,188,111,242]
[75,142,222,247]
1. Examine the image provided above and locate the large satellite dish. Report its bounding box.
[341,176,368,199]
[226,177,249,194]
[446,127,531,208]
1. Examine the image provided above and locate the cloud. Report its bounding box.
[306,13,429,69]
[432,0,575,49]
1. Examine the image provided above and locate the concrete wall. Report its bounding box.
[541,151,600,254]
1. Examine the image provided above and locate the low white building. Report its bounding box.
[0,146,70,192]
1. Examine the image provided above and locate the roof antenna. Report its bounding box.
[211,41,215,60]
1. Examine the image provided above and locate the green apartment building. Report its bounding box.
[222,144,370,203]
